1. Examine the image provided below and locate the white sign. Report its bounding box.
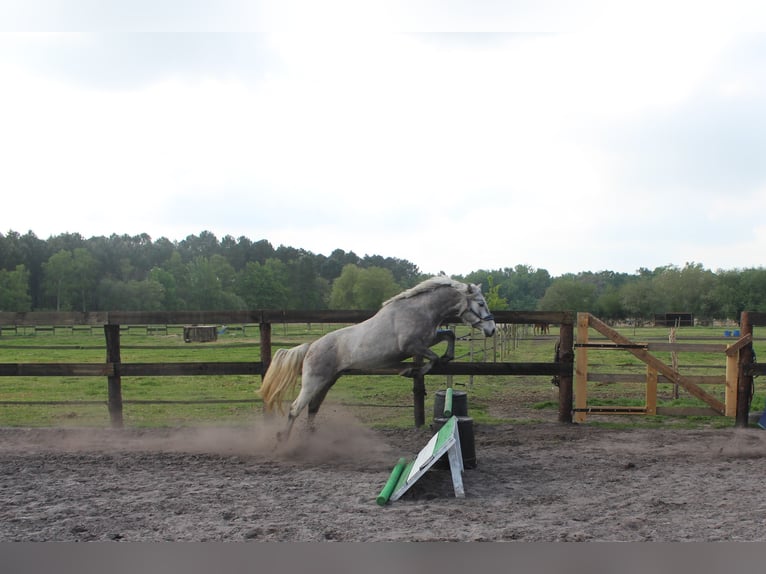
[389,415,465,501]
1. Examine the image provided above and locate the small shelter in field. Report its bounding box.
[183,325,218,343]
[654,313,694,327]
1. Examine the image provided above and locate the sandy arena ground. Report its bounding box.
[2,404,766,542]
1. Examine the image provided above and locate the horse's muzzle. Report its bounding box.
[478,315,496,337]
[464,310,496,337]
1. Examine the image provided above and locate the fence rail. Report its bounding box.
[0,310,576,428]
[0,309,571,326]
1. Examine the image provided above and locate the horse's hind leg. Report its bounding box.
[276,387,313,443]
[276,373,334,442]
[306,377,339,432]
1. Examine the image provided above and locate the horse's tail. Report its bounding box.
[259,343,311,415]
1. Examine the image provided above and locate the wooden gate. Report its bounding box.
[574,313,753,423]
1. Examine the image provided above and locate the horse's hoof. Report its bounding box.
[276,430,287,443]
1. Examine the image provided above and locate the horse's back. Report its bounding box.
[303,311,411,374]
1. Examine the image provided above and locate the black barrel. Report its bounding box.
[430,415,477,469]
[433,389,468,418]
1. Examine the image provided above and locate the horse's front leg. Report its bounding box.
[398,331,456,378]
[435,329,456,362]
[399,348,442,378]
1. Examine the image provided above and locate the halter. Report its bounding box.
[462,307,495,327]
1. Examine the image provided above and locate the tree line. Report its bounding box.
[1,229,765,323]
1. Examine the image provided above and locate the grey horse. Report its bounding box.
[259,276,496,442]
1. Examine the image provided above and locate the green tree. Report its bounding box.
[209,254,237,293]
[484,276,509,310]
[0,264,31,311]
[619,277,659,324]
[71,248,98,311]
[43,250,74,311]
[18,231,49,309]
[738,268,766,313]
[651,262,717,319]
[148,267,184,310]
[163,251,190,308]
[464,265,551,310]
[47,232,86,256]
[236,259,290,308]
[18,226,766,318]
[538,276,597,312]
[353,267,400,309]
[507,265,552,310]
[97,278,165,310]
[185,256,245,310]
[286,256,328,309]
[329,264,361,309]
[712,269,743,319]
[361,254,421,286]
[329,264,400,309]
[178,231,220,262]
[594,286,625,321]
[42,248,98,311]
[0,231,25,270]
[319,249,360,282]
[251,239,276,264]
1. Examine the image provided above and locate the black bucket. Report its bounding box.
[433,389,468,418]
[430,416,477,469]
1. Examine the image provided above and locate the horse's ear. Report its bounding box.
[467,283,479,294]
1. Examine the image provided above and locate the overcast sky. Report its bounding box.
[2,1,766,277]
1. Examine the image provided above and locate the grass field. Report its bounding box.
[0,322,763,429]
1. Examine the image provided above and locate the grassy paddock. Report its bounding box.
[0,323,763,428]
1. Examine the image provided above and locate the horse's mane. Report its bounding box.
[382,276,467,306]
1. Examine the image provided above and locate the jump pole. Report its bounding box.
[376,457,408,506]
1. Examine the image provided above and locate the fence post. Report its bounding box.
[573,313,589,423]
[412,356,426,428]
[736,312,753,428]
[259,321,272,382]
[104,324,124,428]
[558,318,575,423]
[646,366,658,415]
[725,345,738,417]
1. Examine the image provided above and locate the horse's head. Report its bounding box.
[460,283,496,337]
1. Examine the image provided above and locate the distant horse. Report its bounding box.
[259,276,496,442]
[534,322,550,335]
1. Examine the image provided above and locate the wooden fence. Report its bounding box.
[574,312,759,427]
[0,310,576,428]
